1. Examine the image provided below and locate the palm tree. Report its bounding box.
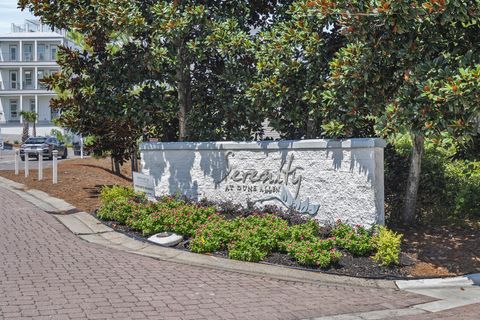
[20,111,38,142]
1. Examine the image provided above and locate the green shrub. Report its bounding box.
[126,202,161,234]
[97,197,138,224]
[133,201,217,237]
[278,219,319,252]
[228,239,268,262]
[130,209,167,236]
[331,222,373,256]
[100,186,142,204]
[97,186,147,224]
[157,195,187,209]
[191,214,291,261]
[443,161,480,218]
[286,240,340,268]
[230,215,290,250]
[287,220,319,242]
[163,204,217,237]
[385,134,480,221]
[97,185,403,270]
[190,217,232,253]
[210,214,289,262]
[372,226,403,266]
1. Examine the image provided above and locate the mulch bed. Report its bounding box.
[0,157,132,213]
[1,157,478,279]
[94,212,445,280]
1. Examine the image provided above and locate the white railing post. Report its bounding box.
[38,150,43,181]
[52,150,58,184]
[24,150,29,177]
[14,149,19,175]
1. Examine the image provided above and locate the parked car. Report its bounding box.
[20,136,68,161]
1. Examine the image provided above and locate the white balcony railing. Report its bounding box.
[0,54,57,62]
[0,81,51,91]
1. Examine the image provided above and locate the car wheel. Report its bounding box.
[20,156,25,161]
[62,149,68,159]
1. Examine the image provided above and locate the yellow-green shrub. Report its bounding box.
[100,185,142,204]
[373,226,402,266]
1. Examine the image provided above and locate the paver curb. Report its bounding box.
[0,175,448,290]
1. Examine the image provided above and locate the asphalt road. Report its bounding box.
[0,148,76,171]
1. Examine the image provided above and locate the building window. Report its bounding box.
[24,44,33,61]
[30,99,36,112]
[38,44,45,61]
[25,70,33,87]
[51,46,58,60]
[37,70,47,89]
[10,71,18,89]
[10,100,18,119]
[9,45,17,61]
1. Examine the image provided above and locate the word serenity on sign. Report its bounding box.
[216,151,320,215]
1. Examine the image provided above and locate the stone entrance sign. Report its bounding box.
[140,139,386,227]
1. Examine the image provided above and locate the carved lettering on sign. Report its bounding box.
[216,152,320,215]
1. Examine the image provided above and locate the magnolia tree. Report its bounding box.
[19,0,479,222]
[19,0,292,146]
[248,1,344,139]
[248,0,479,223]
[321,0,480,223]
[144,0,295,141]
[18,0,171,172]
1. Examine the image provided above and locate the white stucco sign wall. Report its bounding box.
[140,139,386,227]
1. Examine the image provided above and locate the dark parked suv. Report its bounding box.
[20,136,68,161]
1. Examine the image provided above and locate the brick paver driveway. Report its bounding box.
[0,186,433,320]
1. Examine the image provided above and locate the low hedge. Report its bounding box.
[97,186,403,268]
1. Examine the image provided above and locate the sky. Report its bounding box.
[0,0,36,34]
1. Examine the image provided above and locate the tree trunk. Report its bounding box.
[131,156,135,175]
[402,133,425,224]
[175,40,191,142]
[306,117,315,139]
[114,159,121,175]
[21,122,29,143]
[130,147,139,175]
[134,150,139,172]
[32,122,36,137]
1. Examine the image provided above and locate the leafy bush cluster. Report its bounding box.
[97,186,403,268]
[331,222,374,256]
[373,227,403,267]
[385,135,480,222]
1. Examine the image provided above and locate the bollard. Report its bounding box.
[52,150,58,184]
[14,149,19,175]
[80,135,84,159]
[24,151,29,178]
[38,151,43,181]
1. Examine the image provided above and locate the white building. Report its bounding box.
[0,20,72,142]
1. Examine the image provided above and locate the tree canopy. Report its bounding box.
[320,0,480,222]
[19,0,480,222]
